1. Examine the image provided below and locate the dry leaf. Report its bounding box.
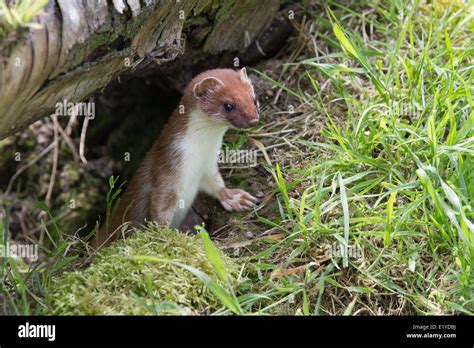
[270,262,317,279]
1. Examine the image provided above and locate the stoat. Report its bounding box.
[93,68,260,246]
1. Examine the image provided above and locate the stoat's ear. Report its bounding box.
[240,67,251,83]
[193,77,225,98]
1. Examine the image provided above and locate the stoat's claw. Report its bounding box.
[219,188,258,212]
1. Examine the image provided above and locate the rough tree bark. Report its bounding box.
[0,0,282,140]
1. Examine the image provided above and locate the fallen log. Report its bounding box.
[0,0,282,139]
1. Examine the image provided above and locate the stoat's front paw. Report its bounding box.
[219,188,259,212]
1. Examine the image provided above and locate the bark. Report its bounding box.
[0,0,281,140]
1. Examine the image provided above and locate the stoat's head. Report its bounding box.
[191,68,259,129]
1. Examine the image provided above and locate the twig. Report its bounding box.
[53,115,80,164]
[251,129,296,137]
[45,116,59,206]
[4,142,55,195]
[79,115,89,164]
[64,110,78,136]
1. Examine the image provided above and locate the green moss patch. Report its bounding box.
[44,223,238,315]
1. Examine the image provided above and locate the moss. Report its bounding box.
[43,223,238,315]
[186,15,209,26]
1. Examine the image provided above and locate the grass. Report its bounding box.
[0,198,83,314]
[1,0,473,315]
[229,0,473,315]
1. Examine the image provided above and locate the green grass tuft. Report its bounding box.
[236,0,473,315]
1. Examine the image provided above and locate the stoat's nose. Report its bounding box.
[248,118,259,126]
[230,114,259,129]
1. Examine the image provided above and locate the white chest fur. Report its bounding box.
[170,109,228,227]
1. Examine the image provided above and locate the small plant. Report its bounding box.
[0,0,48,37]
[103,175,126,236]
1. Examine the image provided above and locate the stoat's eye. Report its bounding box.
[224,103,235,112]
